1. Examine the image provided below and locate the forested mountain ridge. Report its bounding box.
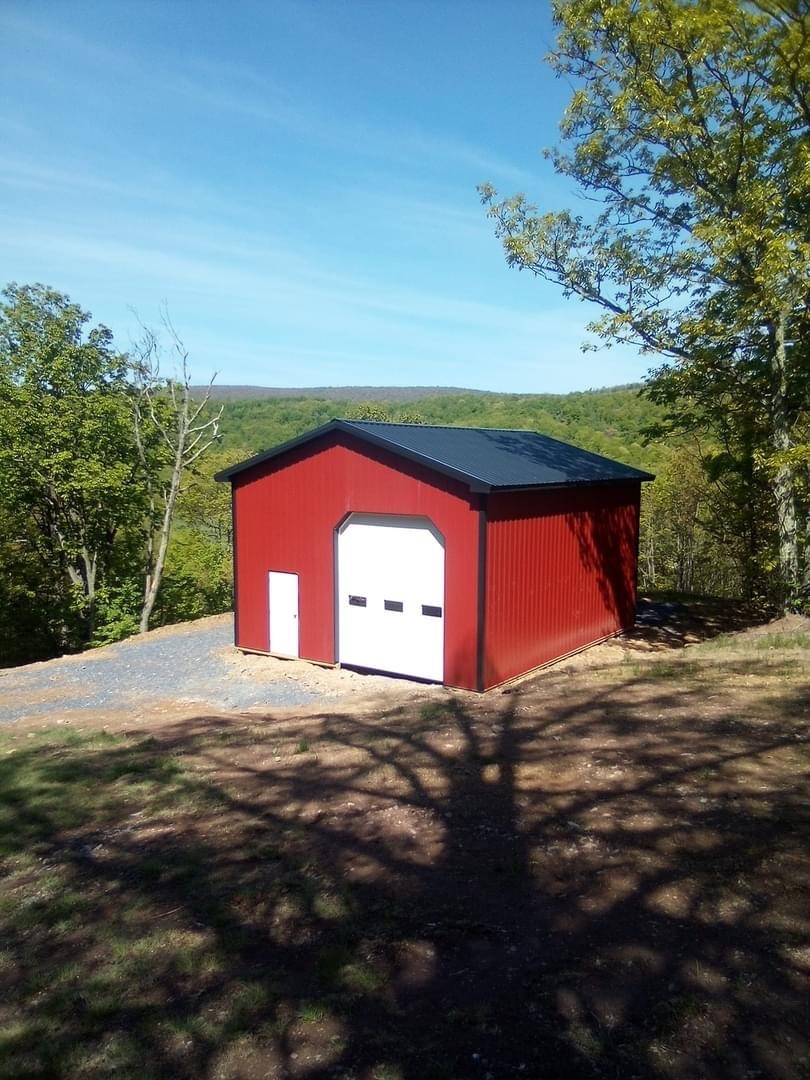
[193,385,497,402]
[216,384,666,474]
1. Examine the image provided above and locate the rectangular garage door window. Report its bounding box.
[384,600,404,612]
[349,595,367,607]
[422,605,442,617]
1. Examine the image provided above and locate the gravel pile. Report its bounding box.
[0,616,334,723]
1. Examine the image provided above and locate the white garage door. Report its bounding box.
[337,514,445,682]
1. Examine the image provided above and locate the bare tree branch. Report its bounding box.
[130,315,221,632]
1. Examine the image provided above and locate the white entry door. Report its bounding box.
[268,571,299,657]
[337,514,444,682]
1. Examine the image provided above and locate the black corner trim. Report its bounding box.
[231,486,239,647]
[476,494,488,692]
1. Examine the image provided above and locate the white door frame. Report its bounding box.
[268,570,300,657]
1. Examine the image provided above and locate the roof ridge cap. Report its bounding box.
[343,418,540,434]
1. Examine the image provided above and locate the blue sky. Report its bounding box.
[0,1,650,393]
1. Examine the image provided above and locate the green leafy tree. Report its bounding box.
[346,402,426,424]
[0,283,143,641]
[0,284,227,659]
[0,498,67,663]
[481,0,810,609]
[639,446,749,598]
[152,530,233,627]
[177,445,252,547]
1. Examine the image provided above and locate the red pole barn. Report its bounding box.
[215,420,654,692]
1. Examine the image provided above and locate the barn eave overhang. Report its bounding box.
[488,474,655,493]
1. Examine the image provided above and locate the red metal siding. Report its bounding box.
[484,484,641,688]
[232,432,481,690]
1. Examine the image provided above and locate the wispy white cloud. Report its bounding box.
[0,158,155,200]
[0,8,126,70]
[0,213,508,327]
[1,7,532,186]
[1,212,647,392]
[0,155,259,225]
[0,5,645,393]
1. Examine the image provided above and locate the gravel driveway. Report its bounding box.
[3,601,754,726]
[0,614,441,725]
[0,615,344,724]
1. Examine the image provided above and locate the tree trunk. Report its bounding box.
[139,441,183,633]
[79,546,98,637]
[133,323,222,634]
[770,310,800,612]
[49,505,99,642]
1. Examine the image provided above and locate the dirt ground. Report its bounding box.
[3,595,787,735]
[1,601,808,1079]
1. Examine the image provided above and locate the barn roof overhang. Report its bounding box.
[214,418,655,492]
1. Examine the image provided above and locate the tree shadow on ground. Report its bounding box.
[627,594,773,651]
[0,666,808,1079]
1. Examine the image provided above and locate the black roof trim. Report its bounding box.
[214,420,342,482]
[214,419,655,490]
[214,419,491,491]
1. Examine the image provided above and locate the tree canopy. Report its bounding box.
[0,284,227,659]
[481,0,810,609]
[0,284,141,636]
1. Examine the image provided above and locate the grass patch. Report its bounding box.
[297,1001,333,1024]
[627,660,700,680]
[317,941,385,996]
[419,702,448,723]
[0,727,275,1078]
[0,723,389,1078]
[700,630,810,652]
[0,728,213,859]
[371,1065,404,1080]
[627,652,803,681]
[313,890,353,921]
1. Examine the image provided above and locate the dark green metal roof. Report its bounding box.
[215,419,655,492]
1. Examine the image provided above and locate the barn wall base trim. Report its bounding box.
[234,646,338,670]
[485,628,630,693]
[235,630,630,692]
